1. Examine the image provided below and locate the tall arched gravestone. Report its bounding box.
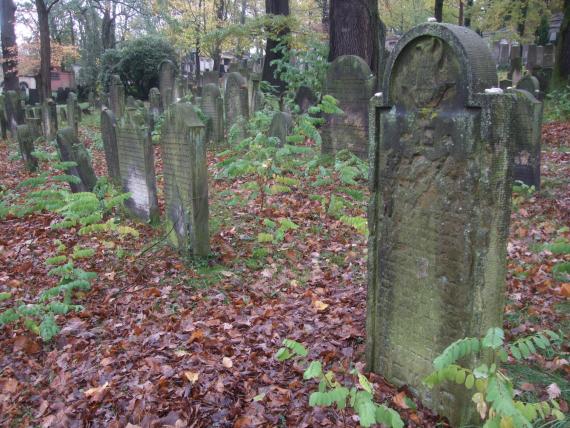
[224,72,249,136]
[109,74,125,119]
[510,85,543,190]
[101,107,121,186]
[200,83,224,145]
[159,60,176,109]
[116,107,159,223]
[161,103,210,257]
[322,55,375,159]
[366,24,515,426]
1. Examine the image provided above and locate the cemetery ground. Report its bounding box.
[0,114,569,427]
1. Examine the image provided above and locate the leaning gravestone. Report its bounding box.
[109,75,125,119]
[200,83,224,145]
[269,111,293,147]
[67,92,80,136]
[161,103,209,257]
[16,125,38,171]
[116,107,159,222]
[101,107,121,186]
[224,72,249,135]
[41,98,58,141]
[294,86,318,114]
[367,23,515,427]
[322,55,374,159]
[55,127,98,192]
[159,60,176,109]
[511,86,543,190]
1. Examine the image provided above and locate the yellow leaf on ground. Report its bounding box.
[222,357,233,368]
[184,371,200,384]
[313,300,329,311]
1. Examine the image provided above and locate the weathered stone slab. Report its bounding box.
[294,85,318,114]
[543,44,555,68]
[269,111,292,147]
[67,92,80,135]
[200,83,224,145]
[526,44,538,72]
[109,74,125,119]
[4,90,24,135]
[322,55,374,159]
[16,124,38,171]
[126,95,136,108]
[41,98,58,141]
[517,75,541,99]
[56,127,97,192]
[250,74,264,114]
[116,107,159,222]
[510,88,543,190]
[498,42,510,67]
[25,106,42,140]
[367,23,514,427]
[224,72,249,135]
[159,60,176,109]
[161,103,209,257]
[101,107,121,186]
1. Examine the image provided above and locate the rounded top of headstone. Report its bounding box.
[163,102,205,130]
[328,55,373,81]
[225,72,247,88]
[516,75,540,95]
[202,83,221,97]
[383,23,498,108]
[149,87,160,96]
[111,74,122,85]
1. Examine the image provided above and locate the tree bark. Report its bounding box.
[552,0,570,88]
[328,0,381,76]
[36,0,53,102]
[1,0,19,91]
[321,0,329,27]
[464,0,473,27]
[262,0,290,95]
[458,1,463,26]
[434,0,444,22]
[101,0,116,50]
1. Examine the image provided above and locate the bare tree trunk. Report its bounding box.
[552,0,570,88]
[458,1,463,25]
[464,0,473,27]
[1,0,19,91]
[36,0,54,102]
[102,0,116,50]
[322,0,329,27]
[213,0,226,73]
[434,0,444,22]
[262,0,290,95]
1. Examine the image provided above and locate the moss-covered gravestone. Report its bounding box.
[101,107,121,186]
[16,125,38,171]
[322,55,375,159]
[161,103,209,257]
[109,74,125,119]
[5,90,24,135]
[269,111,293,147]
[509,88,543,190]
[67,92,80,136]
[149,87,162,116]
[250,73,264,114]
[517,75,541,100]
[200,83,224,145]
[159,60,176,109]
[294,85,317,114]
[56,128,97,192]
[366,23,515,426]
[116,107,159,222]
[41,98,58,141]
[25,106,42,140]
[224,72,249,135]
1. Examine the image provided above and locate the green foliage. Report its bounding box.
[275,339,403,428]
[99,35,177,99]
[545,86,570,122]
[424,327,565,427]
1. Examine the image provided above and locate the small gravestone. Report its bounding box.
[200,83,224,145]
[88,91,96,107]
[510,88,543,190]
[159,59,176,109]
[294,86,318,114]
[41,98,58,141]
[101,107,121,186]
[250,74,264,114]
[5,90,24,135]
[100,92,110,109]
[536,46,544,67]
[56,127,97,192]
[526,44,538,72]
[498,42,510,67]
[517,75,541,99]
[126,95,136,108]
[161,103,209,257]
[509,45,522,84]
[224,72,249,134]
[269,111,292,147]
[16,125,38,171]
[67,92,81,136]
[543,44,555,68]
[57,105,67,124]
[367,23,515,427]
[149,87,162,115]
[202,71,219,86]
[116,107,159,222]
[322,55,374,159]
[109,75,125,119]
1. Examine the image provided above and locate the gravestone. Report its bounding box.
[492,41,500,63]
[367,23,515,427]
[109,75,125,119]
[202,71,219,86]
[159,59,176,109]
[57,105,67,124]
[517,75,541,99]
[149,87,162,116]
[526,44,538,72]
[322,55,374,159]
[116,107,159,222]
[536,45,544,67]
[509,44,523,84]
[16,125,38,171]
[510,88,543,190]
[498,42,510,67]
[200,83,224,145]
[543,44,555,68]
[25,106,42,139]
[268,111,293,147]
[126,95,136,108]
[55,127,97,192]
[41,98,58,141]
[5,90,24,135]
[224,72,249,134]
[101,107,121,186]
[294,86,318,114]
[250,74,264,114]
[161,103,209,257]
[67,92,80,135]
